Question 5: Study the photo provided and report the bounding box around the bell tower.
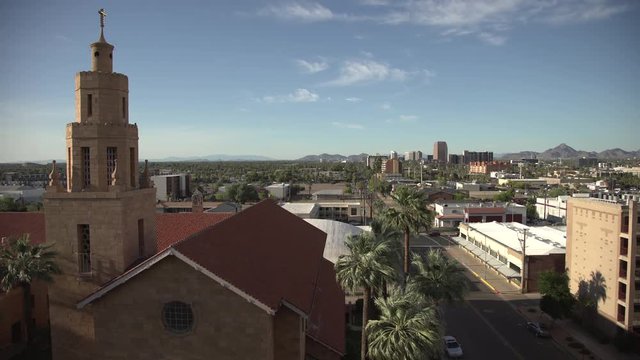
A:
[44,10,157,359]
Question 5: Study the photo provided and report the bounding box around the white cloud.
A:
[259,2,335,22]
[332,121,364,129]
[345,97,363,102]
[262,88,320,103]
[477,32,507,46]
[324,60,407,86]
[295,59,329,73]
[386,114,418,123]
[381,102,391,110]
[259,1,630,46]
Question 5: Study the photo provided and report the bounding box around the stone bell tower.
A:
[44,10,157,359]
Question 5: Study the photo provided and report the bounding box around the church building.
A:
[37,10,344,360]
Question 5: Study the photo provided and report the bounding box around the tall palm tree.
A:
[0,234,61,347]
[407,251,468,305]
[367,286,442,360]
[383,186,432,282]
[335,233,398,360]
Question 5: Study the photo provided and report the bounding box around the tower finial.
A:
[98,8,107,42]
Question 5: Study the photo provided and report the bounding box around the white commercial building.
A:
[432,201,527,228]
[456,222,566,292]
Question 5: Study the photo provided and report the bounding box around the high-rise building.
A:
[404,151,423,161]
[566,196,640,335]
[463,150,493,164]
[449,154,464,165]
[389,150,398,159]
[433,141,448,163]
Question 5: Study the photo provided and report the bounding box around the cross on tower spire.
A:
[98,8,107,42]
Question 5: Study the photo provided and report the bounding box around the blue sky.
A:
[1,0,638,162]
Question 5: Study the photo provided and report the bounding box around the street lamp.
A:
[517,228,529,294]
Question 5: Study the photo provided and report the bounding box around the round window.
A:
[162,301,194,334]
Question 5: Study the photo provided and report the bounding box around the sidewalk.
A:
[444,242,640,360]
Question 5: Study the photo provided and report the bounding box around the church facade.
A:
[42,12,344,360]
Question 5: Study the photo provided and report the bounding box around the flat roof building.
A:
[457,222,566,292]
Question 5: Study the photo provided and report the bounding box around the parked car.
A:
[429,230,441,236]
[443,336,463,358]
[526,322,550,338]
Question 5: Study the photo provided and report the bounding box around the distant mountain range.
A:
[296,153,369,162]
[150,154,275,162]
[497,144,640,160]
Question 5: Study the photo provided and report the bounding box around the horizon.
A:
[1,1,639,162]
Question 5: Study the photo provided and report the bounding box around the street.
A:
[414,235,569,360]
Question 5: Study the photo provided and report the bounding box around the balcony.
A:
[619,283,627,301]
[621,238,629,256]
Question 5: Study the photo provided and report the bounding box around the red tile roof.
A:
[175,199,327,313]
[0,212,46,244]
[465,207,505,215]
[306,259,346,357]
[155,213,232,252]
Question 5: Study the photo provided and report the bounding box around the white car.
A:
[443,335,463,358]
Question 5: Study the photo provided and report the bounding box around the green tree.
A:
[547,186,568,198]
[0,234,61,349]
[493,188,515,202]
[407,251,468,305]
[0,197,26,212]
[383,186,432,283]
[367,286,442,360]
[538,271,574,320]
[225,183,259,204]
[335,233,398,360]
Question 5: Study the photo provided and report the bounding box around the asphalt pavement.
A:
[413,234,569,360]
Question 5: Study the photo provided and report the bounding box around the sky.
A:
[1,0,639,162]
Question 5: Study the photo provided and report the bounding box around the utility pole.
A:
[519,229,529,294]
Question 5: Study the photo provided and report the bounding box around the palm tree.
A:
[335,233,398,360]
[383,186,432,282]
[367,286,442,360]
[0,234,61,348]
[407,251,468,305]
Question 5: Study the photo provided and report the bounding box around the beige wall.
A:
[92,256,275,360]
[44,188,157,360]
[566,198,637,330]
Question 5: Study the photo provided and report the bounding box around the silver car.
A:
[443,335,463,358]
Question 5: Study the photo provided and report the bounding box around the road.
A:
[413,235,569,360]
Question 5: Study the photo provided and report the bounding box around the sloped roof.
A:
[175,199,327,314]
[155,213,232,251]
[0,212,46,244]
[304,219,366,263]
[306,259,346,356]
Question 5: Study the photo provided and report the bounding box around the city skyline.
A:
[1,1,639,162]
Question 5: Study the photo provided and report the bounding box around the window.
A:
[107,147,117,184]
[162,301,194,334]
[82,147,91,188]
[122,97,126,118]
[138,219,144,258]
[94,51,99,57]
[351,208,357,216]
[78,224,91,274]
[87,94,92,117]
[130,148,135,187]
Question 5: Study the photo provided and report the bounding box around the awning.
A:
[496,265,521,278]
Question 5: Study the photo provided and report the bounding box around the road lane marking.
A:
[465,299,526,360]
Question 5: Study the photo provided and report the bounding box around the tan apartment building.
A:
[566,197,640,334]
